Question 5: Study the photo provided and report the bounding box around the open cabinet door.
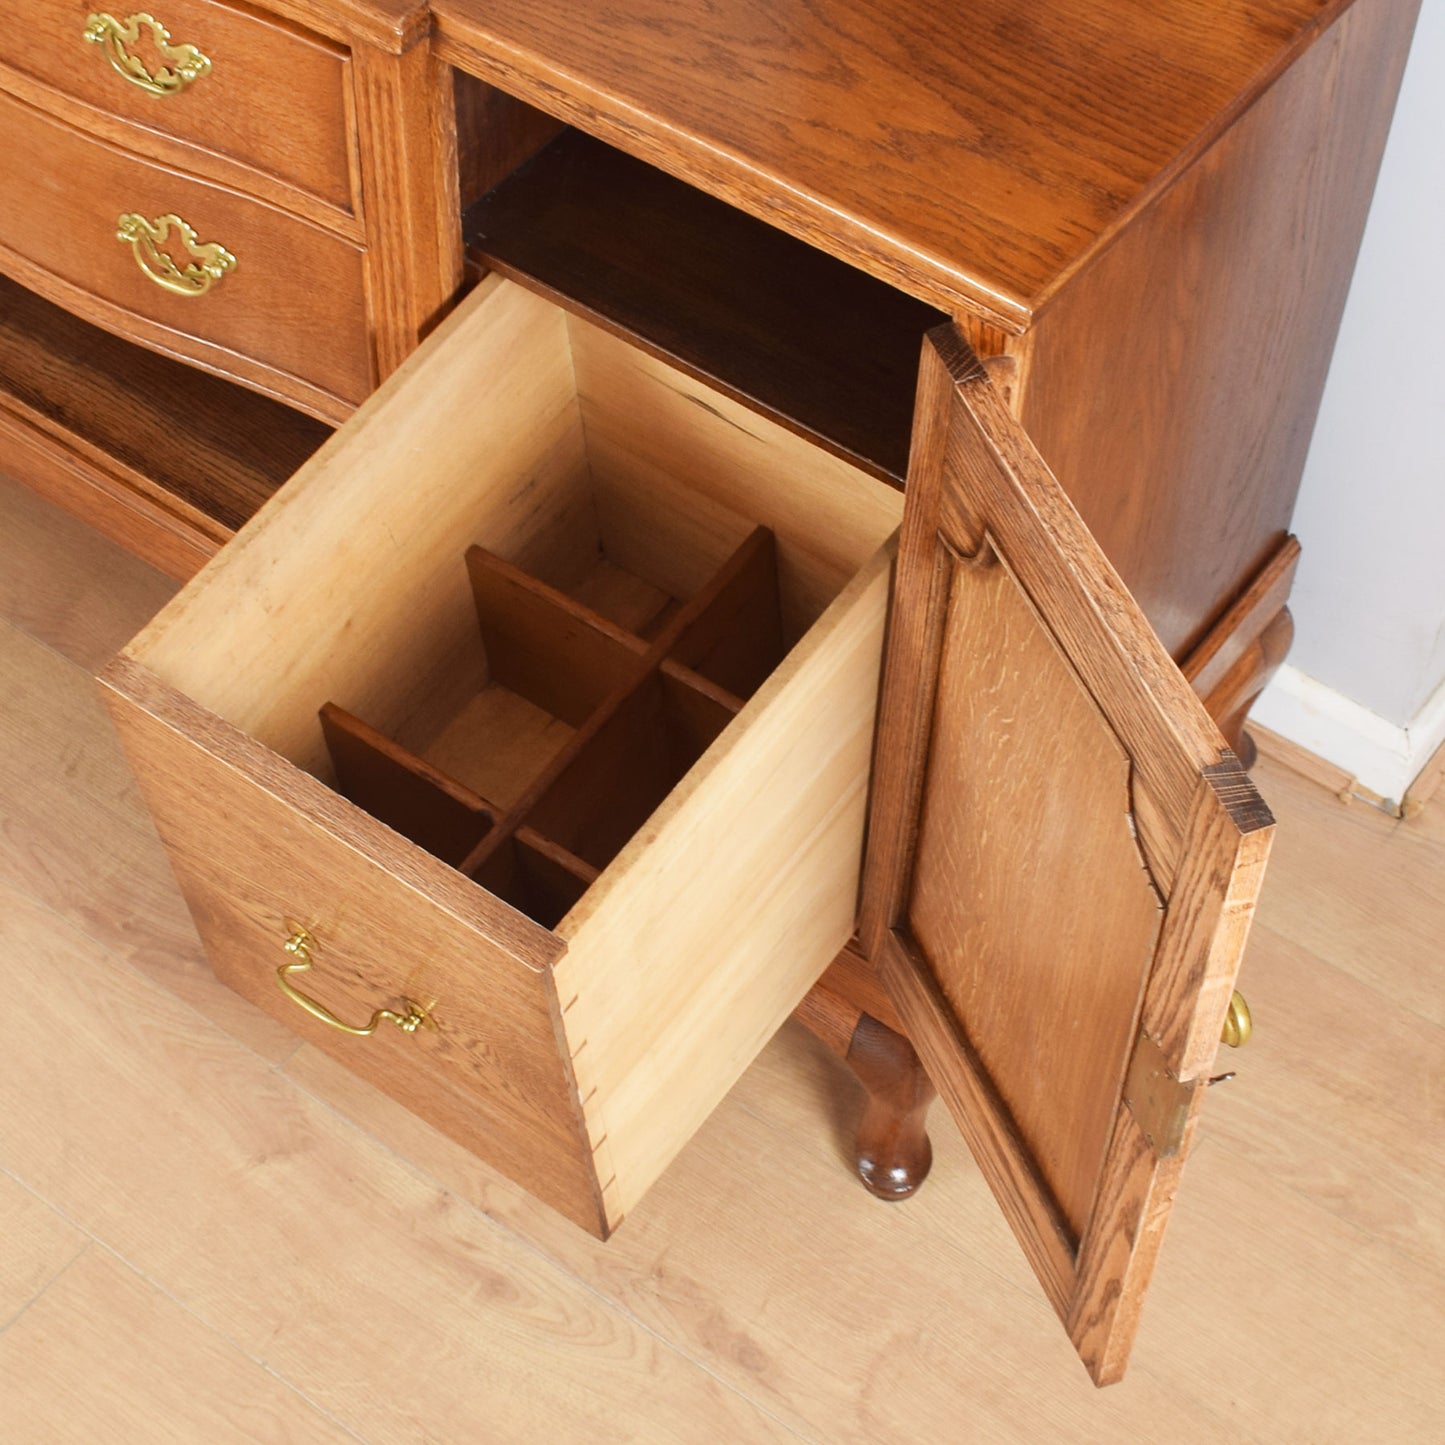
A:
[860,326,1274,1386]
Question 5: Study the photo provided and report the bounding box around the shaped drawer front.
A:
[0,87,369,416]
[103,276,903,1234]
[4,0,354,214]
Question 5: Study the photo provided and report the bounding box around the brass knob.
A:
[1221,990,1252,1048]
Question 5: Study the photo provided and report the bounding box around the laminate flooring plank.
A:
[0,1247,362,1444]
[0,1172,87,1332]
[0,884,801,1445]
[1205,922,1445,1278]
[1133,1144,1445,1443]
[0,617,297,1061]
[285,1034,1252,1442]
[1250,753,1442,1026]
[0,472,177,671]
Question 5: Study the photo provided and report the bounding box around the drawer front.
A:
[0,87,370,411]
[104,660,611,1236]
[4,0,353,213]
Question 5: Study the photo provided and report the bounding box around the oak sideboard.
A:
[0,0,1418,1384]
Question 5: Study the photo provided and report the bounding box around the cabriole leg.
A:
[846,1012,937,1200]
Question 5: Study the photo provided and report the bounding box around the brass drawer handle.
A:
[277,925,433,1037]
[1221,990,1252,1048]
[84,12,211,96]
[116,212,236,297]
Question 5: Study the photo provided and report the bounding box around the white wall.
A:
[1252,0,1445,800]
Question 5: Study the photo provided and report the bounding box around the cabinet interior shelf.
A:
[0,275,331,553]
[463,128,946,485]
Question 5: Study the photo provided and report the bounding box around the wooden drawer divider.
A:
[314,522,785,928]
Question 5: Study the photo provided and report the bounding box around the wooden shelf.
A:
[463,129,945,485]
[0,275,332,576]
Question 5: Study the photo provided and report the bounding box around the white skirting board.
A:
[1251,664,1445,808]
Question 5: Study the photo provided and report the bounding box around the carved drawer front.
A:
[0,86,369,417]
[103,276,905,1236]
[3,0,353,215]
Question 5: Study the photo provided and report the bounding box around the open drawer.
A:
[101,274,904,1236]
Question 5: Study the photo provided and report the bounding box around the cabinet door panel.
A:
[861,327,1274,1385]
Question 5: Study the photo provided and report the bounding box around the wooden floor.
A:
[1,471,1441,1443]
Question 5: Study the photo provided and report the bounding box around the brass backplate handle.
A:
[276,925,433,1038]
[116,212,235,296]
[1221,990,1252,1048]
[84,12,211,96]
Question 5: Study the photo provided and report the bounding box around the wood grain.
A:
[351,38,466,379]
[806,941,907,1039]
[101,659,608,1235]
[0,275,331,577]
[1250,747,1444,1027]
[0,471,176,671]
[464,545,650,724]
[465,126,944,482]
[0,1174,85,1331]
[1016,0,1417,660]
[555,541,895,1217]
[665,526,783,699]
[454,72,565,209]
[0,90,371,416]
[222,0,429,53]
[108,278,905,1233]
[0,883,796,1442]
[0,408,216,580]
[0,1248,360,1444]
[1069,763,1273,1382]
[127,276,593,776]
[454,525,780,876]
[320,702,496,866]
[906,540,1165,1239]
[1,0,357,219]
[566,556,677,637]
[571,317,905,640]
[1182,536,1301,762]
[433,0,1361,324]
[1182,537,1301,708]
[862,330,1274,1383]
[522,670,727,871]
[1208,911,1445,1279]
[472,832,595,929]
[0,617,298,1061]
[420,687,577,810]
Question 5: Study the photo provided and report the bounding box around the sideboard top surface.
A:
[432,0,1353,326]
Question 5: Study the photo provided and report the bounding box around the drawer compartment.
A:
[103,276,903,1234]
[3,0,353,214]
[0,88,369,417]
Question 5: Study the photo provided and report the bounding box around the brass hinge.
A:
[1122,1030,1198,1158]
